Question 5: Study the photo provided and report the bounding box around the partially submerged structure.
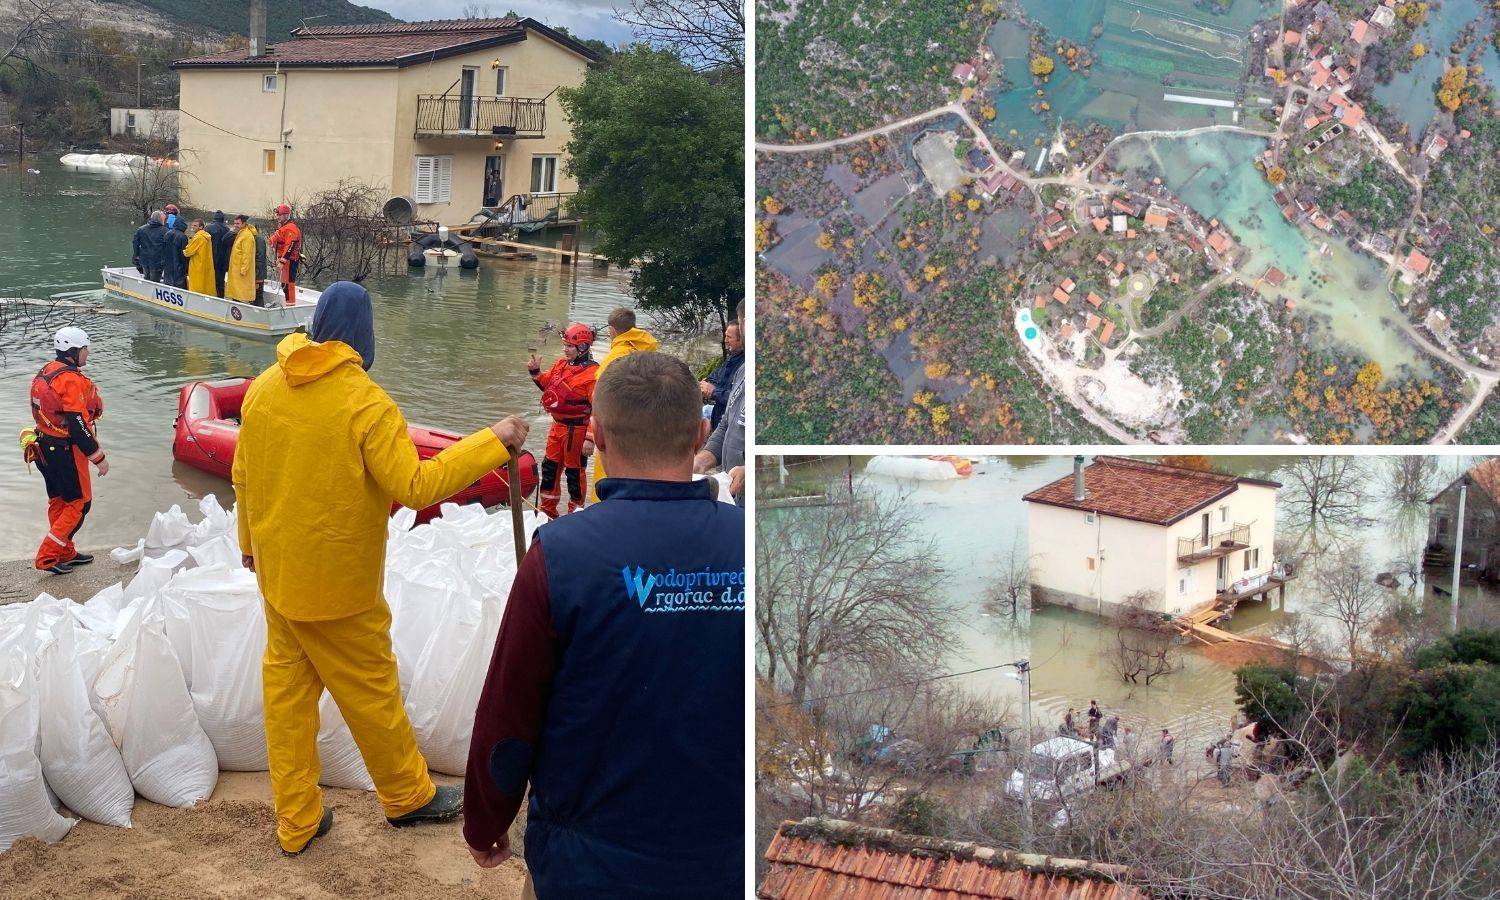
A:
[172,13,599,224]
[759,818,1142,899]
[1427,459,1500,583]
[1024,457,1283,618]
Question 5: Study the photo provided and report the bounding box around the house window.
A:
[263,149,276,174]
[530,154,559,193]
[1086,556,1095,571]
[263,74,279,93]
[1085,512,1095,524]
[495,66,508,96]
[1243,547,1260,570]
[1437,515,1450,538]
[1220,506,1228,523]
[126,112,137,130]
[1178,566,1194,595]
[414,155,454,203]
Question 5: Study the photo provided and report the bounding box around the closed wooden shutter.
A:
[414,156,453,203]
[414,156,435,203]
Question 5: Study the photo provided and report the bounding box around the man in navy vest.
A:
[463,351,744,898]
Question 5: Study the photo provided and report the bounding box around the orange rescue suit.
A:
[29,361,105,570]
[269,220,303,305]
[529,357,598,516]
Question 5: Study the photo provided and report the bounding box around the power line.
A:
[757,660,1027,711]
[176,107,282,145]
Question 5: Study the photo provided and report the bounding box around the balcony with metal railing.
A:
[415,95,546,138]
[1177,523,1251,563]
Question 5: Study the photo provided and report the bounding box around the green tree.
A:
[1234,664,1307,735]
[1401,664,1500,759]
[558,47,743,331]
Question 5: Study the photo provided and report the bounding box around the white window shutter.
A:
[414,156,434,203]
[437,156,453,202]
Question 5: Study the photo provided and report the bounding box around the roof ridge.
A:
[1094,455,1237,483]
[297,18,521,36]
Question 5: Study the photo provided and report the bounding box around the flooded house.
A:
[1427,460,1500,583]
[1024,457,1282,618]
[171,8,599,224]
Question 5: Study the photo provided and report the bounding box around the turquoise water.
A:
[1372,0,1499,136]
[985,0,1275,142]
[1111,131,1424,373]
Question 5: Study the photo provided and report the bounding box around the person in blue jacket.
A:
[133,211,165,282]
[699,321,744,431]
[463,350,744,899]
[159,216,189,288]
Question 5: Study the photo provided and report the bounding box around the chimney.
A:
[249,0,267,58]
[1073,455,1086,502]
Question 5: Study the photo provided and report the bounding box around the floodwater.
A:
[1372,0,1499,137]
[983,0,1275,143]
[1109,131,1426,374]
[763,454,1496,749]
[0,159,640,559]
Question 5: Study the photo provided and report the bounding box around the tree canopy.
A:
[558,47,743,331]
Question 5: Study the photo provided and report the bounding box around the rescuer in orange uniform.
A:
[28,327,108,574]
[268,203,303,306]
[527,323,599,518]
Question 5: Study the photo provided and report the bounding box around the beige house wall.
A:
[177,29,589,226]
[178,67,399,216]
[1028,481,1280,618]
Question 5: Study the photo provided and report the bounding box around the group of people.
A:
[24,288,747,896]
[130,203,303,306]
[1059,700,1175,766]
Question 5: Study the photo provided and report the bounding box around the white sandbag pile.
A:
[0,493,534,849]
[865,455,965,481]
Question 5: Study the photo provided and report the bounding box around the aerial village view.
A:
[756,453,1500,896]
[0,0,745,897]
[756,0,1500,445]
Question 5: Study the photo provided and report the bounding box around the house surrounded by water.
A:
[171,11,599,224]
[1023,457,1282,618]
[1426,459,1500,583]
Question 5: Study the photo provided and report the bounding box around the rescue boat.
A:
[172,378,538,522]
[102,266,319,337]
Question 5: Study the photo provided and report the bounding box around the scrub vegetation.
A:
[1318,160,1412,232]
[1420,108,1500,356]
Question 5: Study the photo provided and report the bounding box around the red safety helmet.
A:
[563,323,595,348]
[165,203,179,213]
[275,203,292,216]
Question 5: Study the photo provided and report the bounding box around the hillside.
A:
[135,0,396,40]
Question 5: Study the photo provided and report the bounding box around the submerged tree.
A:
[1111,591,1178,686]
[108,115,185,224]
[1382,455,1442,506]
[755,482,956,705]
[1314,546,1389,664]
[288,179,392,284]
[558,47,742,335]
[1280,456,1368,537]
[983,539,1031,619]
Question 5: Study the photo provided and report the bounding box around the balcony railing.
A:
[415,95,546,138]
[1177,523,1251,563]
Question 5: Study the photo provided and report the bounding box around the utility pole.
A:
[1451,477,1467,633]
[1016,658,1034,851]
[137,62,143,107]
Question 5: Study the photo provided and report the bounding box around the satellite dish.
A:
[382,195,417,225]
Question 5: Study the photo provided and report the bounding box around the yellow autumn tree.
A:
[1266,166,1286,185]
[925,361,952,379]
[762,195,784,215]
[1437,66,1467,111]
[966,198,982,212]
[1411,43,1426,58]
[815,231,834,250]
[1031,56,1054,77]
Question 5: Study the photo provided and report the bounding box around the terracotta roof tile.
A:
[1023,456,1274,525]
[761,820,1143,900]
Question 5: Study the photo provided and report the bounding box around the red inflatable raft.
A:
[172,378,537,523]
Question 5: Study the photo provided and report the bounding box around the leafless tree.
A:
[460,3,496,18]
[0,0,59,74]
[982,540,1031,619]
[616,0,745,73]
[1313,546,1390,664]
[107,116,184,223]
[755,480,956,705]
[1383,455,1442,506]
[287,179,395,284]
[1279,456,1369,536]
[1110,591,1178,685]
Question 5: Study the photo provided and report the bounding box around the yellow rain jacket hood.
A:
[234,332,509,621]
[184,229,216,296]
[589,325,659,499]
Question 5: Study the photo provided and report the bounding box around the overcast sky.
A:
[360,0,639,45]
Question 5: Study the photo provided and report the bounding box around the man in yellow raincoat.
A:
[233,281,529,855]
[183,219,216,296]
[225,215,258,303]
[586,307,657,501]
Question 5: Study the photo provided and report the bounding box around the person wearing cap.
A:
[205,210,233,297]
[226,215,259,303]
[527,324,599,518]
[164,202,180,230]
[268,203,303,305]
[28,327,107,574]
[233,281,531,855]
[133,211,165,282]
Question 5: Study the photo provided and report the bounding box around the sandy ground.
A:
[1,773,529,898]
[2,555,529,897]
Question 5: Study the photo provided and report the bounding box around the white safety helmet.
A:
[54,326,90,352]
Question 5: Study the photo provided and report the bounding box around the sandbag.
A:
[0,606,75,851]
[168,567,268,771]
[94,596,218,807]
[404,591,505,775]
[317,693,374,791]
[34,605,134,827]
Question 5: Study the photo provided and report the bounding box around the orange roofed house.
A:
[1024,456,1284,618]
[760,818,1143,899]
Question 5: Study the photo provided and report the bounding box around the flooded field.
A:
[1109,131,1427,375]
[1372,0,1499,137]
[984,0,1276,142]
[0,160,640,558]
[763,454,1497,748]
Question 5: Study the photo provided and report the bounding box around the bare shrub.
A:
[283,179,395,284]
[1111,591,1178,686]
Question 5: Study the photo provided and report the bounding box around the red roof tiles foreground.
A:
[1023,456,1279,526]
[760,819,1142,900]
